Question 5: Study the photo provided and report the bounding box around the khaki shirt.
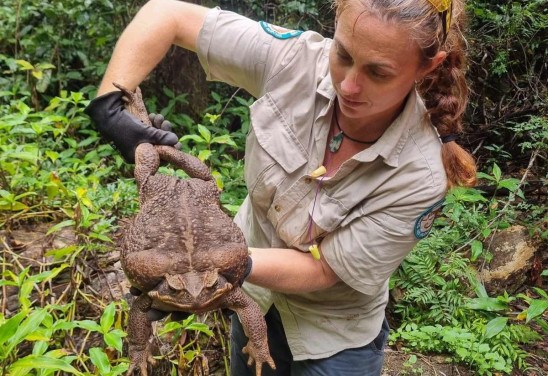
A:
[197,8,447,360]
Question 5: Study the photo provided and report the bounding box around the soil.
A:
[382,350,475,376]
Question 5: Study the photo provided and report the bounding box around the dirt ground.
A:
[382,350,475,376]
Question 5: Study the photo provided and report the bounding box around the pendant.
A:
[329,131,344,152]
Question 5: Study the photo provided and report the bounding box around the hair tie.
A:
[440,134,458,143]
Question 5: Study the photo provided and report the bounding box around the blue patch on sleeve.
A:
[414,199,445,239]
[259,21,303,40]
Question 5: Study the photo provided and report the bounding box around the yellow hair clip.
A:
[427,0,451,12]
[427,0,452,42]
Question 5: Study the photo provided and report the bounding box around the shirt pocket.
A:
[246,93,308,209]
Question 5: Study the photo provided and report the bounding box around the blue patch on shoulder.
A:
[259,21,303,40]
[414,199,445,239]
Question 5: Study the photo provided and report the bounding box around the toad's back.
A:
[124,173,247,284]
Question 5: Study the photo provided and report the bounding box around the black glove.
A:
[129,286,190,322]
[84,90,179,163]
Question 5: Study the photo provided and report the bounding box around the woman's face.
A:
[329,3,430,123]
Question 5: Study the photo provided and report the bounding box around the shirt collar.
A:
[365,89,426,168]
[317,73,426,168]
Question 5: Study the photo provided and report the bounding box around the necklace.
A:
[328,107,381,153]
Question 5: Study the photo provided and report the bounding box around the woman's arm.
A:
[98,0,210,95]
[246,247,341,294]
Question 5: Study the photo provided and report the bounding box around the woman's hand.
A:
[84,91,179,162]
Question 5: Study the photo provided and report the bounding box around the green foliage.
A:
[390,164,546,374]
[465,0,547,171]
[0,0,139,105]
[390,321,540,375]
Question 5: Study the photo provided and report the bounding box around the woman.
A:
[85,0,476,375]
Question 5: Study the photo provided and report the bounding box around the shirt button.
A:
[304,177,312,184]
[274,205,282,212]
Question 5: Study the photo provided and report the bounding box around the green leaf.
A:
[498,178,520,192]
[16,59,34,70]
[89,232,113,242]
[32,70,43,80]
[89,347,111,374]
[184,322,213,336]
[29,264,69,285]
[36,63,56,70]
[100,303,116,333]
[197,124,211,143]
[180,134,205,143]
[477,172,495,181]
[492,163,501,182]
[74,319,102,332]
[158,321,183,335]
[465,297,508,312]
[46,220,75,235]
[9,151,39,163]
[198,149,212,161]
[470,240,483,261]
[211,134,237,147]
[0,311,25,346]
[533,287,548,300]
[9,355,83,375]
[45,245,81,259]
[51,320,78,331]
[104,330,124,352]
[485,317,508,338]
[481,227,492,238]
[32,341,48,356]
[7,309,48,353]
[71,92,84,102]
[526,300,548,323]
[0,202,29,211]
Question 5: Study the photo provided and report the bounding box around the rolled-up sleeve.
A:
[197,9,267,96]
[321,209,421,296]
[196,8,306,98]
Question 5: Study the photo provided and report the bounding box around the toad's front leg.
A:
[126,294,156,376]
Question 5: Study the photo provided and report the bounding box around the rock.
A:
[480,225,540,295]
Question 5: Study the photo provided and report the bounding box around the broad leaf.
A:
[526,300,548,323]
[9,355,83,375]
[485,317,508,338]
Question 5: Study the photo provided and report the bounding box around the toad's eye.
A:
[168,285,178,293]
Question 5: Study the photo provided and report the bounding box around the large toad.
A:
[114,83,274,376]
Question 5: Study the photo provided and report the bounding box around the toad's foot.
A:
[126,342,156,376]
[242,341,276,376]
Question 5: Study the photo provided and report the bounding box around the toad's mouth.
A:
[148,283,232,311]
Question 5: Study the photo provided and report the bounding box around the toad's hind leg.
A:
[155,145,212,181]
[225,289,275,376]
[134,143,160,188]
[126,295,157,376]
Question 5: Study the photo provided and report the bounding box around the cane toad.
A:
[114,83,274,376]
